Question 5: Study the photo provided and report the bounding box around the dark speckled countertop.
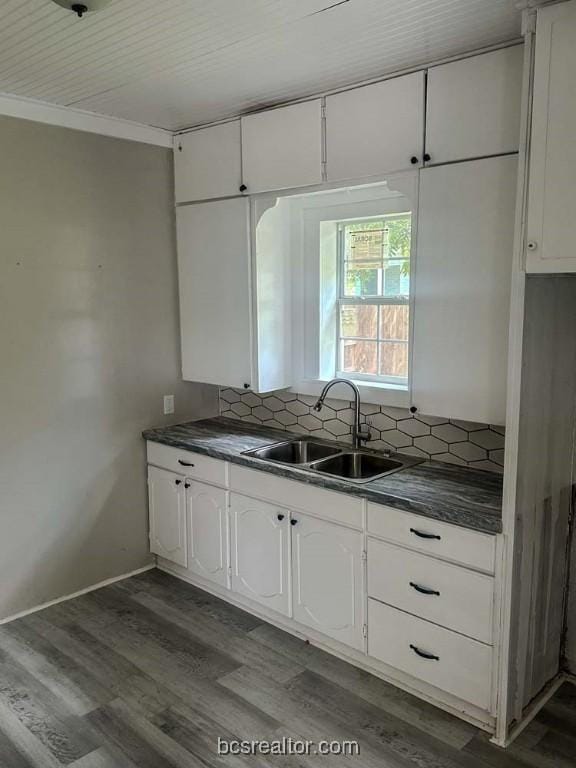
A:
[143,417,503,534]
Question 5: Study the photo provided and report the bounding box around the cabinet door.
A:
[292,514,363,650]
[412,156,517,425]
[325,72,424,182]
[241,100,323,193]
[174,121,242,203]
[187,481,228,588]
[148,466,187,567]
[526,1,576,273]
[230,493,290,616]
[176,197,252,388]
[426,46,523,165]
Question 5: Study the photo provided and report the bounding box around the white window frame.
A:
[335,215,411,387]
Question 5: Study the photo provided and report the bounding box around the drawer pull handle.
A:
[410,528,441,540]
[410,644,439,661]
[409,582,440,596]
[178,460,195,467]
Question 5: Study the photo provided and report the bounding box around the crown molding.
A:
[0,91,172,147]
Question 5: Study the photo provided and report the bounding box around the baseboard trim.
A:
[491,673,565,748]
[0,563,155,626]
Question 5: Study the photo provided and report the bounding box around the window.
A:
[336,215,411,385]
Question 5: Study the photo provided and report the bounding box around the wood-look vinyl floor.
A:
[0,568,574,767]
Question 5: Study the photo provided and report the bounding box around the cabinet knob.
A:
[175,479,182,485]
[527,241,538,251]
[290,518,298,526]
[184,483,190,489]
[277,513,285,521]
[243,383,250,389]
[410,156,419,165]
[423,153,431,162]
[239,184,247,192]
[409,406,417,414]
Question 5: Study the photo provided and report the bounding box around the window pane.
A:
[379,305,409,341]
[340,340,378,375]
[347,227,387,261]
[382,259,410,298]
[344,264,379,297]
[340,304,378,339]
[379,342,408,379]
[342,215,411,299]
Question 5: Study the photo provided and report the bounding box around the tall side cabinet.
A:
[526,0,576,273]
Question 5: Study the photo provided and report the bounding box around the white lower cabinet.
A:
[147,446,498,723]
[187,481,228,589]
[292,514,364,650]
[230,493,291,616]
[147,466,187,568]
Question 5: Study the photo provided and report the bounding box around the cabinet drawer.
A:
[229,465,362,529]
[367,503,496,573]
[367,539,494,643]
[146,442,227,487]
[368,599,492,711]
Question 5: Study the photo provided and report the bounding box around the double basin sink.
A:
[243,438,422,483]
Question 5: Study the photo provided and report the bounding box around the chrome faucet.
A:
[313,378,371,449]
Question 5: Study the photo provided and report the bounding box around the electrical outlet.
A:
[163,395,175,415]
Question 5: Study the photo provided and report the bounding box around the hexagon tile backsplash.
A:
[219,388,505,473]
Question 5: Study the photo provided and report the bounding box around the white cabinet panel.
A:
[326,72,425,181]
[426,47,523,164]
[412,156,517,425]
[241,100,323,193]
[292,514,363,650]
[174,121,242,203]
[230,493,290,616]
[187,481,228,589]
[367,539,494,644]
[176,197,252,388]
[526,1,576,273]
[368,599,493,711]
[146,442,227,486]
[148,466,187,568]
[367,503,496,574]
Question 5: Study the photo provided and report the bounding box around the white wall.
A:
[0,115,218,621]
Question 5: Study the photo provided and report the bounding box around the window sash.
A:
[336,218,410,383]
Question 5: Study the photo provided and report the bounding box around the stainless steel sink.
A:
[245,439,341,465]
[312,452,403,481]
[242,438,421,482]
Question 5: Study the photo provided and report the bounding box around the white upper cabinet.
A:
[174,121,242,203]
[412,155,517,425]
[325,72,425,182]
[176,197,252,389]
[526,1,576,273]
[426,46,523,165]
[241,100,323,193]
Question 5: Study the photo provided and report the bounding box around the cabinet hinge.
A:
[362,623,367,639]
